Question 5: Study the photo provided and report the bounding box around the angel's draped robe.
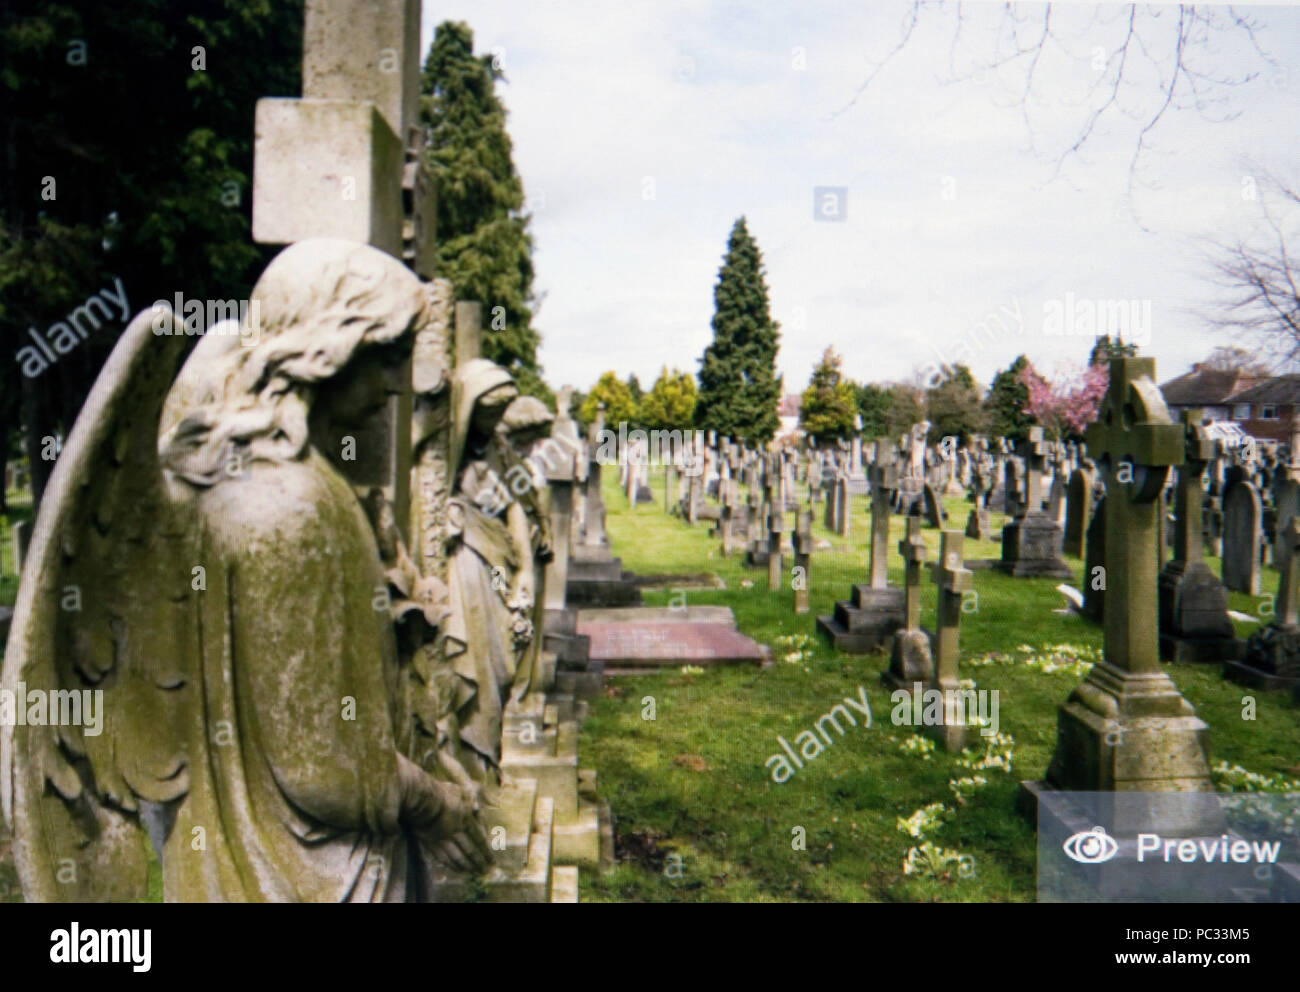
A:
[168,451,426,901]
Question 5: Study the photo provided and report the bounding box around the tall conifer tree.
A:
[984,355,1035,444]
[420,21,545,398]
[695,217,781,444]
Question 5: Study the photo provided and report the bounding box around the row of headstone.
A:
[562,406,642,609]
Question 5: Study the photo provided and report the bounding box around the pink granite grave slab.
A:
[577,621,766,670]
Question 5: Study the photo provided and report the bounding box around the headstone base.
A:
[816,585,904,654]
[1157,560,1235,663]
[964,508,991,542]
[881,629,934,690]
[566,547,642,606]
[1224,622,1300,690]
[1041,661,1216,828]
[997,514,1073,579]
[1160,632,1240,665]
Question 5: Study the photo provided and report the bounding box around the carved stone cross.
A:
[1033,357,1215,823]
[252,0,438,546]
[932,530,972,694]
[898,516,927,632]
[867,443,899,589]
[1084,357,1184,673]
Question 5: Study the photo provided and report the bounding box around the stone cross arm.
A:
[1085,357,1183,502]
[934,531,973,594]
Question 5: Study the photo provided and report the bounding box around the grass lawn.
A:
[578,466,1300,902]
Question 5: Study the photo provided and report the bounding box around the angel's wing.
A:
[1,305,196,902]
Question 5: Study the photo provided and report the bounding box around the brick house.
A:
[1159,364,1267,423]
[1159,364,1300,442]
[1217,375,1300,442]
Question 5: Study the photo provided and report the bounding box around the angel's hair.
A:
[162,239,428,487]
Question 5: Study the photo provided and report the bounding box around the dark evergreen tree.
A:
[856,383,894,439]
[857,382,925,439]
[1088,334,1137,366]
[926,363,985,444]
[1,1,304,504]
[695,217,782,444]
[799,346,857,443]
[983,355,1035,444]
[883,384,925,437]
[420,21,544,396]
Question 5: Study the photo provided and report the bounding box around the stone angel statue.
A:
[1,239,489,902]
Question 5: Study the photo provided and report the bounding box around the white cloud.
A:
[422,1,1300,394]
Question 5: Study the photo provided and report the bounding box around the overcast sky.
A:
[420,1,1300,396]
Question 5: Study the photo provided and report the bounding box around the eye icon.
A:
[1063,826,1118,864]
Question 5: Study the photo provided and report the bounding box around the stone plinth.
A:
[1157,560,1237,663]
[997,513,1074,578]
[816,586,904,654]
[1226,624,1300,691]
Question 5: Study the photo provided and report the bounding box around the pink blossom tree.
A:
[1018,361,1109,441]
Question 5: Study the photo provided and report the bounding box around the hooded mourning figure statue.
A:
[2,239,488,903]
[440,359,539,779]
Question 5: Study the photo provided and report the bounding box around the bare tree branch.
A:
[833,2,1278,211]
[1203,171,1300,370]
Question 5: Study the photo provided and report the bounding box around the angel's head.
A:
[162,239,428,486]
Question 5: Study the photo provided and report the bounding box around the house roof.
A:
[1222,375,1300,405]
[1159,364,1266,407]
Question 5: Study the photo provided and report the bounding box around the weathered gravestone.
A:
[833,474,850,537]
[964,442,993,542]
[1227,420,1300,690]
[1158,411,1235,664]
[883,517,933,690]
[922,481,946,528]
[817,444,904,652]
[767,504,786,592]
[1227,517,1300,691]
[1082,495,1106,621]
[1021,357,1216,835]
[792,509,813,615]
[1063,465,1094,559]
[745,487,766,562]
[1221,477,1262,595]
[1048,457,1068,528]
[997,427,1073,579]
[718,479,738,556]
[923,530,974,751]
[539,426,598,696]
[568,412,641,608]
